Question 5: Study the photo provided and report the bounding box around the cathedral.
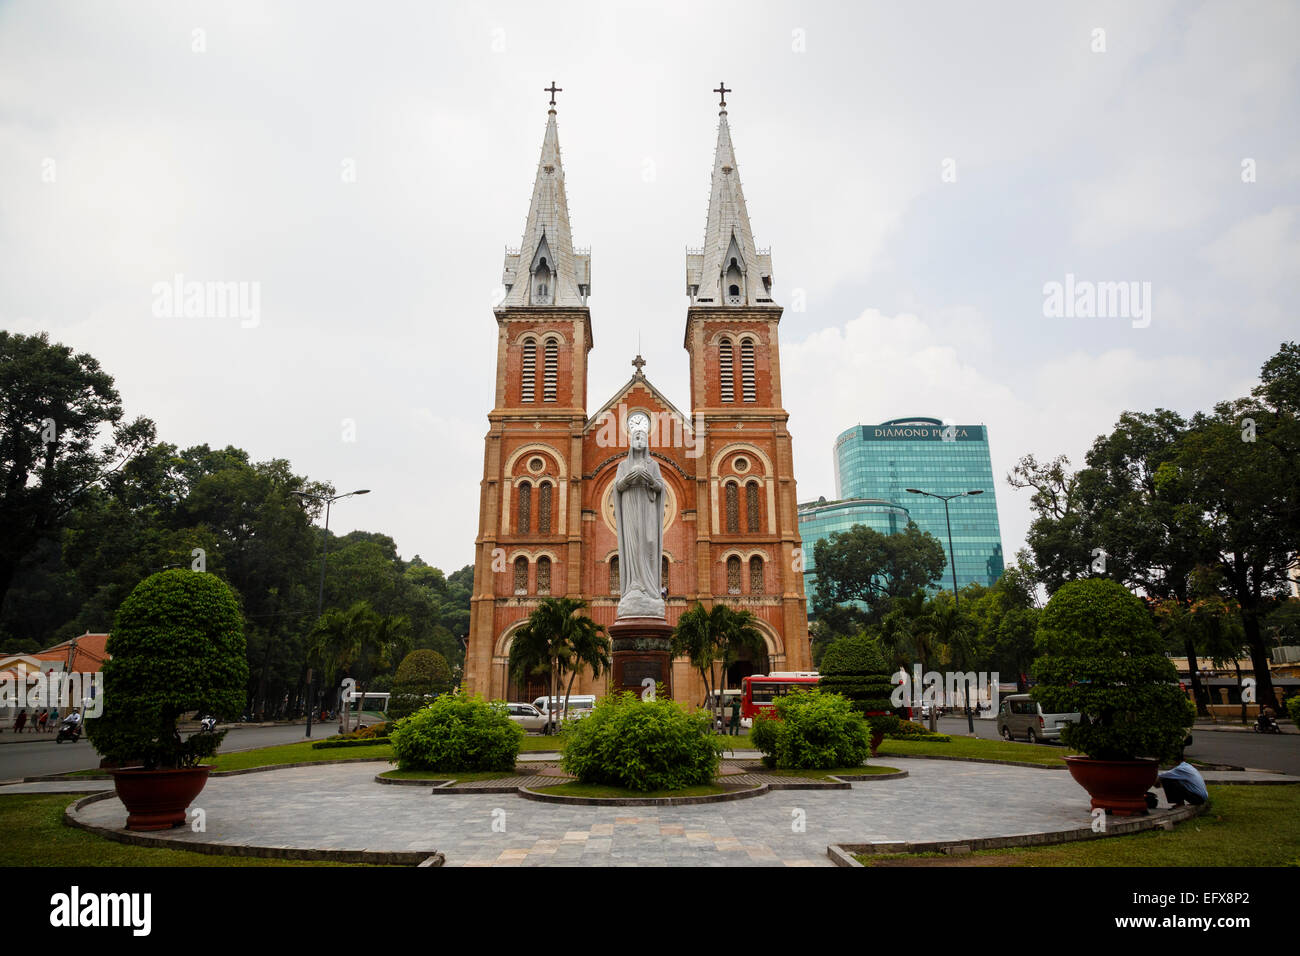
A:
[463,88,812,706]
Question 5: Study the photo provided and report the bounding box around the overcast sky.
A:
[3,0,1298,574]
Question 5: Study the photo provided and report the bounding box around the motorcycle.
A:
[198,715,217,733]
[55,717,82,743]
[1253,713,1281,734]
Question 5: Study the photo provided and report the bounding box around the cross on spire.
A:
[631,354,647,374]
[713,81,731,109]
[544,81,562,107]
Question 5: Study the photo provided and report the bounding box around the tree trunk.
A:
[1242,609,1276,716]
[1183,637,1207,716]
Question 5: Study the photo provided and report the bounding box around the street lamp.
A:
[291,488,371,737]
[905,487,984,733]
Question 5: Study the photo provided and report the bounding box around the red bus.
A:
[741,672,820,720]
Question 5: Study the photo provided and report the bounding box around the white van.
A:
[531,695,597,727]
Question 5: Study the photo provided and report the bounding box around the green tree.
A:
[0,332,154,619]
[671,602,766,716]
[388,649,452,720]
[508,598,607,734]
[812,523,947,619]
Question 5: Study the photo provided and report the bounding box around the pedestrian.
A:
[38,709,49,732]
[1154,758,1209,808]
[49,707,59,730]
[13,709,27,734]
[728,697,741,736]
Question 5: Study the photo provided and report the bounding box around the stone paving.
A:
[30,758,1296,866]
[60,757,1100,866]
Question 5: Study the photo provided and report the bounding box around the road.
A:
[932,716,1300,775]
[0,721,354,782]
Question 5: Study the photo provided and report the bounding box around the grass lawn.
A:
[377,768,522,782]
[877,736,1069,767]
[765,765,901,779]
[0,794,366,867]
[209,740,394,772]
[533,781,732,799]
[855,785,1300,867]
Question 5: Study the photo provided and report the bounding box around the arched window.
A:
[533,258,551,304]
[740,339,756,402]
[726,556,741,594]
[517,482,531,534]
[513,556,528,595]
[543,339,558,402]
[661,555,670,593]
[521,340,536,403]
[538,482,552,534]
[609,557,620,595]
[745,481,760,533]
[749,556,764,594]
[536,556,551,595]
[725,482,739,534]
[718,338,734,403]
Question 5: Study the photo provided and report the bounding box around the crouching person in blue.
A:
[1154,760,1208,808]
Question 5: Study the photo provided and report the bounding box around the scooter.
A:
[1254,713,1281,734]
[55,717,82,743]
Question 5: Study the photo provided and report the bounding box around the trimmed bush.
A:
[87,569,248,769]
[887,719,951,742]
[560,692,723,791]
[387,650,452,720]
[1287,696,1300,730]
[818,634,901,736]
[389,695,522,772]
[751,688,871,770]
[1033,578,1194,762]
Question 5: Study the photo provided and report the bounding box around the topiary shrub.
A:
[1287,696,1300,730]
[751,688,871,770]
[1032,578,1194,762]
[387,650,452,720]
[389,695,522,772]
[87,569,248,769]
[818,634,902,737]
[887,719,951,742]
[560,692,723,791]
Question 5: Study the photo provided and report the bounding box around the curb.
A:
[517,783,769,806]
[62,791,443,866]
[25,756,394,785]
[829,770,909,782]
[876,752,1067,770]
[827,802,1207,867]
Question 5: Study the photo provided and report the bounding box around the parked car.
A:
[997,694,1079,743]
[506,702,547,733]
[532,694,597,728]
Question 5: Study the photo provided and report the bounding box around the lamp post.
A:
[905,488,984,733]
[292,488,371,737]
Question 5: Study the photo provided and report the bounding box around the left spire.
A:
[501,86,590,308]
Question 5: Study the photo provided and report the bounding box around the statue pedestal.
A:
[609,617,674,700]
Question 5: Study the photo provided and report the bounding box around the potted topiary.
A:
[818,634,901,756]
[87,569,248,831]
[1033,578,1195,816]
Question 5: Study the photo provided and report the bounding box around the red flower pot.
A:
[110,766,212,831]
[1064,756,1158,816]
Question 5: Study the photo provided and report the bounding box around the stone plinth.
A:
[609,617,674,700]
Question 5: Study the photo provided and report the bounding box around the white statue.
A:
[614,414,665,619]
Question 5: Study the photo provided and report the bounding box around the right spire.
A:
[686,87,773,305]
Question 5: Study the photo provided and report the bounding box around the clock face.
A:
[627,412,651,439]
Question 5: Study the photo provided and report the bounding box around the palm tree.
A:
[508,598,608,734]
[308,601,411,732]
[308,602,367,730]
[671,602,766,723]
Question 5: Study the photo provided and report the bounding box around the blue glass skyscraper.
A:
[832,417,1005,592]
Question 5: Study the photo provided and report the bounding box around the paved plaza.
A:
[52,756,1214,866]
